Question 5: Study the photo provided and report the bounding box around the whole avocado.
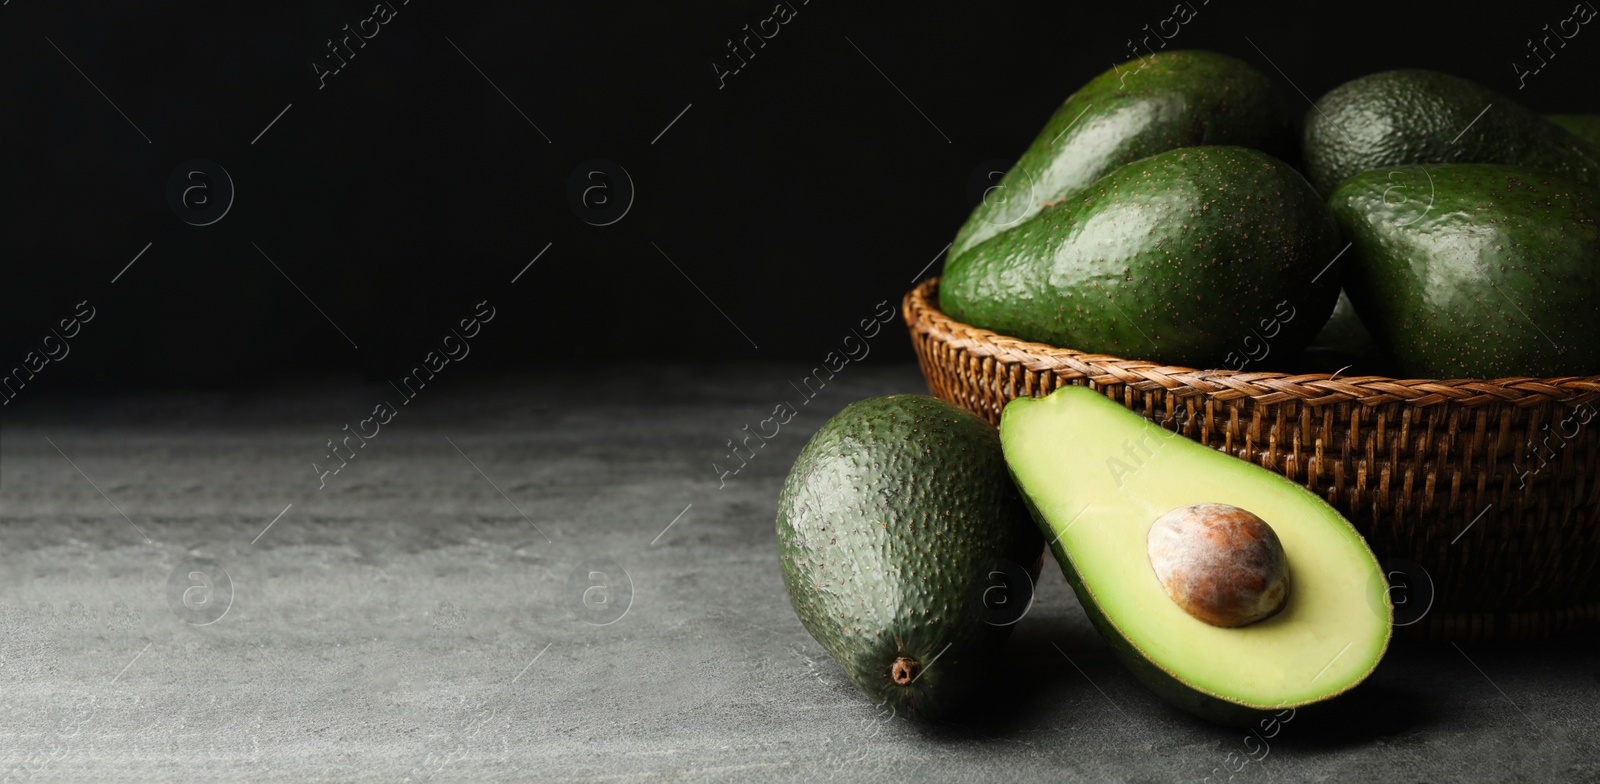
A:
[940,146,1343,369]
[953,50,1296,260]
[776,395,1043,720]
[1330,164,1600,378]
[1304,70,1600,195]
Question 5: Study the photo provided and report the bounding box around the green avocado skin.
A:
[1548,114,1600,147]
[775,395,1043,720]
[952,50,1295,260]
[1304,70,1600,195]
[1330,164,1600,378]
[940,146,1342,368]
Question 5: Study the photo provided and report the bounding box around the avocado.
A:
[940,145,1343,368]
[1329,164,1600,378]
[1548,114,1600,147]
[1303,70,1600,195]
[1000,386,1391,726]
[776,395,1044,719]
[952,50,1296,260]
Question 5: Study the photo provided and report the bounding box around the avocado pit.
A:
[1147,503,1290,628]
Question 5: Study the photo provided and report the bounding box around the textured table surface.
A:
[0,363,1595,782]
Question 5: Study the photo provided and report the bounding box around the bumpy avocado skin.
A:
[1304,70,1600,195]
[1330,164,1600,379]
[1548,114,1600,147]
[940,146,1342,369]
[952,50,1296,260]
[776,395,1043,720]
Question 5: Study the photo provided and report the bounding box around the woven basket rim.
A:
[905,277,1600,409]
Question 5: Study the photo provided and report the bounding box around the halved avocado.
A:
[1000,386,1391,726]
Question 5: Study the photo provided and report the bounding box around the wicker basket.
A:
[904,278,1600,641]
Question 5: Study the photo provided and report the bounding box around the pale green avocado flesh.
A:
[1000,386,1391,721]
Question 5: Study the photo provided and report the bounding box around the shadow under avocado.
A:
[1256,625,1598,748]
[1246,675,1438,751]
[950,609,1442,749]
[910,607,1115,741]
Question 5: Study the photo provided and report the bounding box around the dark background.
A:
[2,0,1594,393]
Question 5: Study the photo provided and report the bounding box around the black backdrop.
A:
[2,0,1594,391]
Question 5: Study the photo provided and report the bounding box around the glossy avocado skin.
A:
[775,395,1043,720]
[1304,70,1600,195]
[940,146,1343,369]
[1548,114,1600,147]
[1331,164,1600,378]
[952,50,1296,260]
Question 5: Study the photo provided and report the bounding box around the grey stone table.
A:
[0,363,1594,782]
